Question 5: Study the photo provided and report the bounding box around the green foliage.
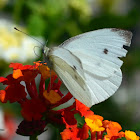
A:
[27,14,46,36]
[117,137,126,140]
[131,122,140,133]
[122,49,140,76]
[74,113,85,128]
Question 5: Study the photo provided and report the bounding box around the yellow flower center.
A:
[85,117,105,132]
[43,90,61,104]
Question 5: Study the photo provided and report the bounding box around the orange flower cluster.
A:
[61,100,139,140]
[0,62,139,140]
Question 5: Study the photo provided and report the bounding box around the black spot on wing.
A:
[73,65,77,70]
[103,48,108,54]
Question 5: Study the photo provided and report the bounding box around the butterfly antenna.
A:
[45,40,48,46]
[14,27,44,46]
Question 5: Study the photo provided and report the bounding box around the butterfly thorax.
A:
[42,46,52,68]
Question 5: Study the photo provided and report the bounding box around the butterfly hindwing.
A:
[49,48,94,107]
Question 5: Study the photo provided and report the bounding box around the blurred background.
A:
[0,0,140,139]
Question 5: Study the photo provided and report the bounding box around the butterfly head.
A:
[42,46,53,67]
[42,46,50,57]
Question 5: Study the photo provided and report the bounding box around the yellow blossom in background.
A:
[69,0,92,19]
[0,19,44,62]
[0,0,8,9]
[125,130,139,140]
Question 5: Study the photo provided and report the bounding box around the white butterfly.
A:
[43,28,132,107]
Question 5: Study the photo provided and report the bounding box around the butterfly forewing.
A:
[47,28,132,107]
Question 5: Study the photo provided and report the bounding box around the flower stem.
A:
[29,135,38,140]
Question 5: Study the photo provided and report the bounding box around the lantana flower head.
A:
[0,62,74,136]
[0,62,139,140]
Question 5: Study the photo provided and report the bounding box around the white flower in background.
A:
[0,19,44,62]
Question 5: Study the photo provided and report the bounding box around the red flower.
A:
[21,98,46,121]
[16,120,46,136]
[78,124,89,140]
[75,99,94,117]
[61,99,93,140]
[0,83,27,103]
[62,110,77,128]
[61,123,89,140]
[0,62,75,136]
[103,120,123,139]
[61,126,80,140]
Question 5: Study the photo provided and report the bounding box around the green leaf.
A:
[102,132,107,137]
[117,137,126,140]
[74,113,85,128]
